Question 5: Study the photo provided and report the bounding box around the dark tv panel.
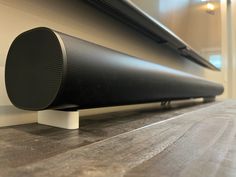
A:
[5,27,223,111]
[86,0,219,71]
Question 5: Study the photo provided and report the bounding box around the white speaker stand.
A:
[38,110,79,129]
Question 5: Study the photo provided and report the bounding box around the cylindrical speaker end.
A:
[5,27,65,110]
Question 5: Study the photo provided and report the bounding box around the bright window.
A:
[209,54,222,69]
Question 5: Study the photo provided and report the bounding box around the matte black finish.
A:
[86,0,219,71]
[5,27,224,111]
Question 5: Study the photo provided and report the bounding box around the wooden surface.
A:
[1,100,236,177]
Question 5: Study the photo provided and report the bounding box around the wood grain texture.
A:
[1,100,235,177]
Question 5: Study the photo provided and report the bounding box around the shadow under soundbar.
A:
[5,27,223,111]
[86,0,219,71]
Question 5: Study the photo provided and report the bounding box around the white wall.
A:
[228,0,236,98]
[0,0,227,126]
[130,0,222,58]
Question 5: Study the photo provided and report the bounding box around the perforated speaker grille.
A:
[5,28,64,110]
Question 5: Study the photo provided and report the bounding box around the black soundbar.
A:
[5,27,223,111]
[86,0,219,71]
